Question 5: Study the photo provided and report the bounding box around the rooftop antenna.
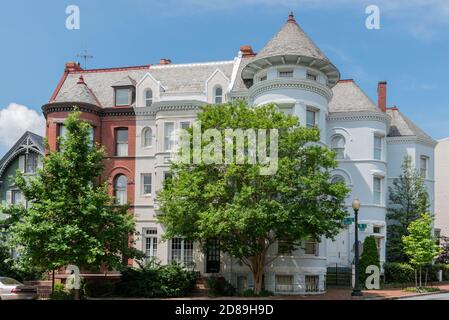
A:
[76,50,94,69]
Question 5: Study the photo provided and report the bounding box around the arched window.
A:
[142,127,152,148]
[331,135,345,159]
[331,175,345,184]
[114,175,127,205]
[214,86,223,104]
[145,89,153,107]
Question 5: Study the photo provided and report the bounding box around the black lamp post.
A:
[351,198,363,297]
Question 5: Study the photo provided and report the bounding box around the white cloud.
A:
[0,103,46,151]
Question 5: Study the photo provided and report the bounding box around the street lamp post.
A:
[351,198,363,297]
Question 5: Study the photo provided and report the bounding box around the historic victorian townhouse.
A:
[0,132,45,229]
[42,13,436,294]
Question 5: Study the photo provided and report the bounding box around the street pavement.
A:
[399,292,449,300]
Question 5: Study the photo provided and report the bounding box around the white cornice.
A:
[149,60,234,69]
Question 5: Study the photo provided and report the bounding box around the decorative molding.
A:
[387,135,437,147]
[248,79,333,102]
[327,111,390,124]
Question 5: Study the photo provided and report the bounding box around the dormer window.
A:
[259,74,267,82]
[307,72,317,81]
[214,86,223,104]
[279,70,293,78]
[145,89,153,107]
[115,88,132,106]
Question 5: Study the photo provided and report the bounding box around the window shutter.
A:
[18,155,25,173]
[5,190,12,204]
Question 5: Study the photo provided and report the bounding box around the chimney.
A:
[377,81,387,113]
[240,45,256,58]
[77,75,85,85]
[159,58,172,65]
[65,61,82,72]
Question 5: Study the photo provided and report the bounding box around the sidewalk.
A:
[169,283,449,300]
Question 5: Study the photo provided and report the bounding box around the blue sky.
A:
[0,0,449,155]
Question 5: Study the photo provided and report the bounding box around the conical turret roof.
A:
[55,75,101,106]
[242,13,340,87]
[256,13,329,62]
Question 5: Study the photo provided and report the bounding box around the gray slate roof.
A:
[147,61,234,94]
[329,80,380,113]
[52,67,149,108]
[387,108,435,142]
[57,78,101,106]
[256,18,330,62]
[52,61,235,108]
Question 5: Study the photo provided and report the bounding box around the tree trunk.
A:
[51,270,55,295]
[425,269,428,288]
[415,269,418,289]
[419,267,422,288]
[250,250,267,295]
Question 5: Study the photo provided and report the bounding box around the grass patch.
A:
[404,287,441,293]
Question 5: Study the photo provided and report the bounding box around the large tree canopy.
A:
[159,101,349,293]
[3,110,137,274]
[387,156,429,262]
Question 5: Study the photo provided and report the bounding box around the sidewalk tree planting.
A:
[402,213,442,289]
[359,235,380,287]
[387,156,429,263]
[159,101,349,294]
[2,110,137,284]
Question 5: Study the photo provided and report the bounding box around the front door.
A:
[206,239,220,273]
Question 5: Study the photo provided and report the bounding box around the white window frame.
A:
[114,175,127,205]
[373,134,383,161]
[145,89,153,107]
[115,88,132,106]
[25,153,38,174]
[214,86,223,104]
[305,275,319,293]
[164,122,175,152]
[306,71,318,81]
[373,176,382,205]
[141,173,152,196]
[420,156,428,179]
[331,135,346,160]
[142,127,153,148]
[306,108,317,128]
[275,275,294,292]
[278,69,294,78]
[171,238,194,267]
[143,228,158,263]
[115,128,129,157]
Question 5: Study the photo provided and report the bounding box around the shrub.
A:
[359,236,380,287]
[50,283,74,300]
[383,262,415,284]
[241,289,273,297]
[205,276,236,297]
[83,281,115,298]
[115,263,197,298]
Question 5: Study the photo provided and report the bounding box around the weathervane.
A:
[76,50,93,69]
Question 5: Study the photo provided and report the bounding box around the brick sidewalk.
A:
[169,283,449,300]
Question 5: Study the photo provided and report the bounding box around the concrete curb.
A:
[367,289,449,300]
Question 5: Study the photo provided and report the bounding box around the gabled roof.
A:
[112,76,137,87]
[256,13,330,62]
[387,107,436,143]
[329,80,380,113]
[0,131,45,179]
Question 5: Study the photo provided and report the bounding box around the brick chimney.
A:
[159,58,172,65]
[240,45,256,58]
[65,61,82,72]
[377,81,387,113]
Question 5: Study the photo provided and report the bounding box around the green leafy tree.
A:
[2,110,137,279]
[159,101,349,294]
[402,213,442,288]
[387,156,429,262]
[359,236,380,287]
